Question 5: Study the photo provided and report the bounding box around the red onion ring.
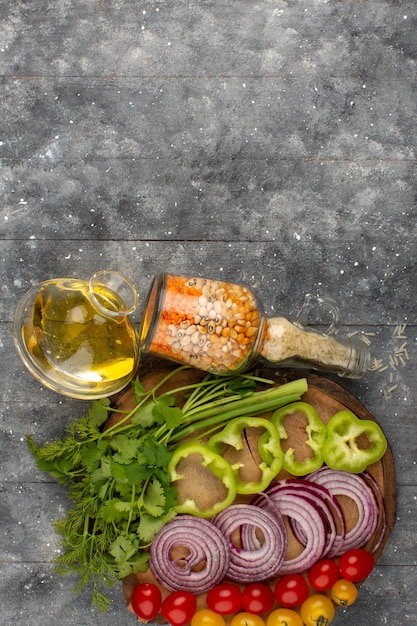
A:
[267,479,345,557]
[149,515,230,593]
[212,504,287,582]
[251,486,328,574]
[361,470,387,553]
[240,497,287,552]
[307,467,379,555]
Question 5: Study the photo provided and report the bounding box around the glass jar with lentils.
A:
[139,273,370,378]
[139,273,266,374]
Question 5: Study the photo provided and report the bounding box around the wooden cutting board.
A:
[110,362,396,622]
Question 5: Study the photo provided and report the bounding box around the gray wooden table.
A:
[1,1,416,624]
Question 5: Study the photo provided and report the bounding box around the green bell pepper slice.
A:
[322,410,387,473]
[271,401,327,476]
[168,442,237,518]
[207,417,283,494]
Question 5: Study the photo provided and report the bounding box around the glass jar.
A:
[139,273,267,374]
[139,274,370,379]
[260,294,370,379]
[13,270,139,399]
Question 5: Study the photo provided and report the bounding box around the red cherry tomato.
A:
[242,583,275,615]
[206,583,242,615]
[161,591,197,626]
[131,583,162,620]
[274,574,309,608]
[308,558,340,591]
[339,548,375,582]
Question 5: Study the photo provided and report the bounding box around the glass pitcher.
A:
[13,270,139,399]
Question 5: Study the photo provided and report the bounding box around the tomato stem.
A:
[335,594,348,607]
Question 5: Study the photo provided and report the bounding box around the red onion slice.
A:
[307,467,379,555]
[239,496,287,552]
[251,487,328,574]
[212,504,287,582]
[149,515,230,593]
[268,479,345,557]
[361,471,387,553]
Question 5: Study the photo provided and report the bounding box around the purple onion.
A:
[251,486,328,574]
[307,467,379,555]
[212,504,287,582]
[149,515,230,593]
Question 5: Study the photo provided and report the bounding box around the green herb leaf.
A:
[80,440,108,472]
[142,436,172,468]
[100,456,113,479]
[101,498,132,523]
[110,459,128,482]
[86,398,111,427]
[130,399,157,427]
[143,478,166,517]
[124,462,151,485]
[133,378,146,402]
[115,551,149,578]
[109,534,138,563]
[153,395,184,429]
[226,375,257,395]
[34,454,75,481]
[110,434,141,464]
[137,511,174,544]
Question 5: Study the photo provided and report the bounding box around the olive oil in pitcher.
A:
[14,271,139,399]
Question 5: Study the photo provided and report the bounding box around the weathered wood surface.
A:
[1,0,416,624]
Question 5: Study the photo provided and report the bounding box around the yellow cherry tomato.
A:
[191,610,227,626]
[300,594,335,626]
[230,612,266,626]
[331,579,358,607]
[266,608,304,626]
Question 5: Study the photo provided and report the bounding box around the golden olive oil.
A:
[30,279,137,394]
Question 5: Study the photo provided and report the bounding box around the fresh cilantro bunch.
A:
[27,387,179,610]
[27,366,306,611]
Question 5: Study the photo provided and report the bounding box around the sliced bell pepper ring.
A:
[322,410,387,473]
[168,442,237,518]
[207,416,284,494]
[271,401,327,476]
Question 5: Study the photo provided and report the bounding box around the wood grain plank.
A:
[1,77,416,162]
[1,158,415,242]
[2,1,415,79]
[2,239,416,325]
